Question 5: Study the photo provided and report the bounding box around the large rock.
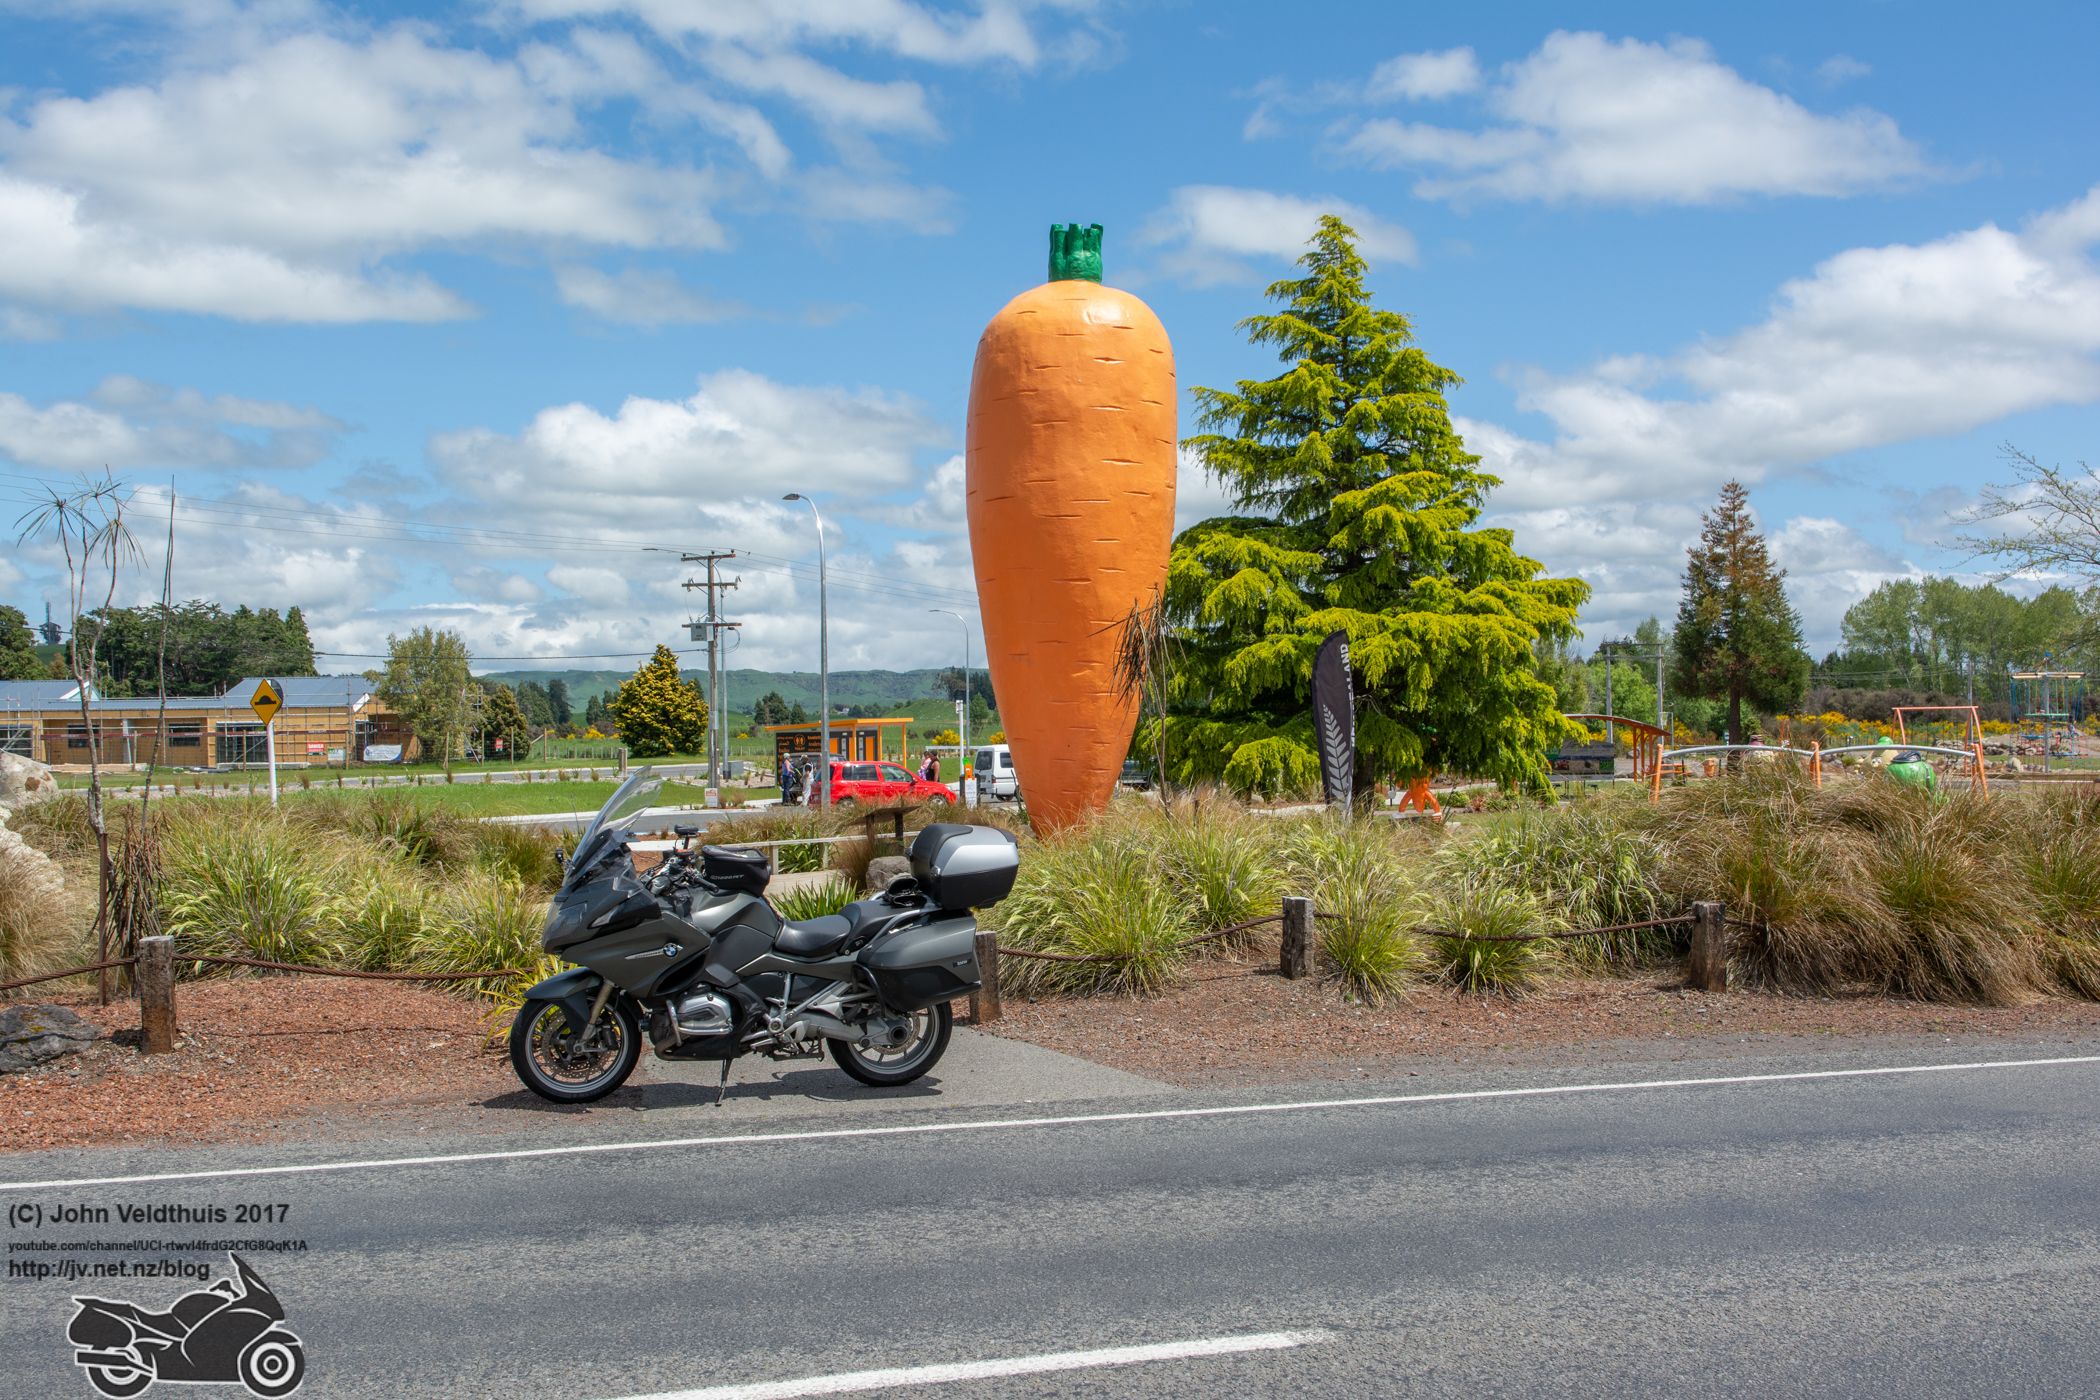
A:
[864,855,913,893]
[0,1003,103,1073]
[0,752,56,812]
[0,809,64,904]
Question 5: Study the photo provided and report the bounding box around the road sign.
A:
[249,679,283,726]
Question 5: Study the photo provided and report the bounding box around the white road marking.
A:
[5,1054,2095,1192]
[600,1330,1334,1400]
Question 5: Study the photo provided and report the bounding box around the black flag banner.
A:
[1311,629,1355,807]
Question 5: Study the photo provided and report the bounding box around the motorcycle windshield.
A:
[568,768,661,873]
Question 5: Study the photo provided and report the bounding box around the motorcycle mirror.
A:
[554,847,567,870]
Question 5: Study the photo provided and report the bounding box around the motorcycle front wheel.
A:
[239,1332,306,1398]
[510,998,640,1104]
[830,1002,951,1087]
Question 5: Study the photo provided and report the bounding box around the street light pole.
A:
[784,493,830,809]
[929,609,970,804]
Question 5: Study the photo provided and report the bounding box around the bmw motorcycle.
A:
[509,768,1018,1104]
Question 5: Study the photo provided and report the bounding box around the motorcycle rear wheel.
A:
[510,999,640,1103]
[830,1002,951,1086]
[82,1367,151,1398]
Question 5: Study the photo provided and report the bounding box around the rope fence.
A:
[0,954,526,994]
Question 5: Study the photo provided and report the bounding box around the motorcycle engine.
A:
[673,990,735,1036]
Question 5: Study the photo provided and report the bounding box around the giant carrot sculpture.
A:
[966,224,1176,832]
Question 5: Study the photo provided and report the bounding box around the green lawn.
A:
[116,778,740,818]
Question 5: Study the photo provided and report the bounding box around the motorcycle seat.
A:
[774,915,852,958]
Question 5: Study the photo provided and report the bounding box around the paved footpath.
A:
[5,1038,2098,1399]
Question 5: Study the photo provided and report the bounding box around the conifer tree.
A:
[1669,481,1811,744]
[609,646,708,757]
[1165,216,1587,795]
[0,606,41,680]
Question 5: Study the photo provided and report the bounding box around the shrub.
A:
[774,878,859,922]
[415,872,547,999]
[989,836,1192,997]
[1281,816,1420,1001]
[159,813,351,967]
[1439,802,1670,967]
[1426,880,1558,997]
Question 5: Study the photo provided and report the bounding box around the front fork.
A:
[566,979,617,1053]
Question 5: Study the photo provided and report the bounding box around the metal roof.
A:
[0,679,95,706]
[2,676,374,714]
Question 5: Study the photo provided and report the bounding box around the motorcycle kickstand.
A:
[715,1059,733,1107]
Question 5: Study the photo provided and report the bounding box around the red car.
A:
[815,761,954,807]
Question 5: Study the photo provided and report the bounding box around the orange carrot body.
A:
[966,278,1176,832]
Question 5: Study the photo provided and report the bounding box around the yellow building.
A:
[0,677,415,768]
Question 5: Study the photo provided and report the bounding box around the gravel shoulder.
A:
[11,954,2100,1155]
[961,946,2100,1087]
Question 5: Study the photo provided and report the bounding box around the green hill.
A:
[474,667,988,727]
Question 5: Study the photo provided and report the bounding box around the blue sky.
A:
[3,0,2097,677]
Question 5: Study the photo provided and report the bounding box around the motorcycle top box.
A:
[909,822,1019,909]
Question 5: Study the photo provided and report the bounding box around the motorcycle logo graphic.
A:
[66,1252,306,1397]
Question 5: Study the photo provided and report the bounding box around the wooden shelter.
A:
[764,718,914,765]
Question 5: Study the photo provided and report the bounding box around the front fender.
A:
[525,967,602,1037]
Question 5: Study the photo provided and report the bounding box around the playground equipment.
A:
[1649,737,1990,802]
[2010,669,2087,772]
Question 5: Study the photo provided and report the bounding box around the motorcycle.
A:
[509,767,1019,1104]
[68,1253,305,1398]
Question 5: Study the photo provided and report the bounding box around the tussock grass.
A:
[773,878,859,922]
[989,837,1193,998]
[1438,803,1670,967]
[1426,880,1558,997]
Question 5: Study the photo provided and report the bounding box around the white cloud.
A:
[1472,184,2100,513]
[0,173,473,322]
[0,26,730,322]
[1174,445,1237,534]
[1135,185,1416,287]
[1816,55,1872,88]
[0,2,1071,325]
[1339,31,1931,205]
[0,306,63,341]
[512,0,1048,68]
[1367,47,1480,101]
[0,376,348,471]
[544,564,631,606]
[429,367,949,526]
[554,266,752,324]
[1455,186,2100,648]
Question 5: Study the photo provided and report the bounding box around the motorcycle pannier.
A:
[700,845,770,897]
[908,824,1019,910]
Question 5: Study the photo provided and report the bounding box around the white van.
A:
[972,744,1020,801]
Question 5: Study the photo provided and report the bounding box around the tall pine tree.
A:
[1670,481,1811,744]
[1164,216,1587,796]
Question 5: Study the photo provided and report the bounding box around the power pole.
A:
[681,552,739,792]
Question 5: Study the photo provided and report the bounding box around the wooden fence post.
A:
[1280,896,1314,980]
[139,935,176,1054]
[969,930,1002,1024]
[1689,901,1728,993]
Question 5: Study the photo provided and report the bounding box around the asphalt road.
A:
[6,1051,2099,1399]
